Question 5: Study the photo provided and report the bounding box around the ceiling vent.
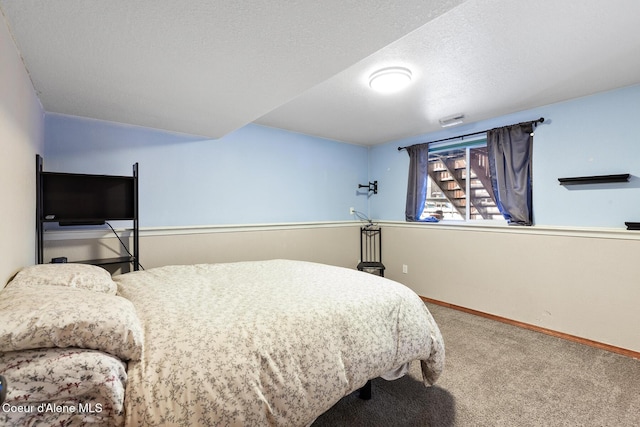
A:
[439,113,465,127]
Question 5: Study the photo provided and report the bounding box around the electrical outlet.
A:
[402,264,408,274]
[349,207,355,215]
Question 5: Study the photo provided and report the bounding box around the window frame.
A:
[424,135,506,224]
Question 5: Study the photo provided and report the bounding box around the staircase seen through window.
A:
[422,140,503,221]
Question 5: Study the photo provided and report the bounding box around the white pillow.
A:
[8,263,117,295]
[0,284,144,360]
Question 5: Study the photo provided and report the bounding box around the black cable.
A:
[105,222,144,270]
[353,210,376,227]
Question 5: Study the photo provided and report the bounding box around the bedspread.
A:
[115,259,444,426]
[0,347,127,426]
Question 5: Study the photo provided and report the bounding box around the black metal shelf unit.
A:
[36,155,139,271]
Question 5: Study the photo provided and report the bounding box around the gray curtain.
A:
[487,122,534,225]
[405,142,430,221]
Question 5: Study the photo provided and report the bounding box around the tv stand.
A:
[36,155,140,272]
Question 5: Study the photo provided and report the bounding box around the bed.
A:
[0,259,444,426]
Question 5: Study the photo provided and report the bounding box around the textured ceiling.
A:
[257,0,640,144]
[0,0,462,138]
[2,0,640,145]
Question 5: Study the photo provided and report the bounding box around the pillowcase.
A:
[8,263,117,295]
[0,284,144,361]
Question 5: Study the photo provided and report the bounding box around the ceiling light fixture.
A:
[368,67,412,93]
[439,113,465,127]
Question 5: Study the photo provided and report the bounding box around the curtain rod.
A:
[397,117,545,151]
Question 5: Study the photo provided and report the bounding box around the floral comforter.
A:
[0,264,142,426]
[115,259,445,426]
[0,348,127,426]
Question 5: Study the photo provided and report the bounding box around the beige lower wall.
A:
[43,223,362,274]
[139,224,362,269]
[43,221,640,353]
[379,222,640,353]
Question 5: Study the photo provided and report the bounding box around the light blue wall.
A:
[44,84,640,229]
[369,84,640,228]
[44,116,369,226]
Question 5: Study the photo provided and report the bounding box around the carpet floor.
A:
[313,302,640,426]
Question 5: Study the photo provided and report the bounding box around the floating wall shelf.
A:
[558,174,630,185]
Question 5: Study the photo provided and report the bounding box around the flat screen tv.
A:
[41,172,135,225]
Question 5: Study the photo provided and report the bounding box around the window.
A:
[421,138,504,221]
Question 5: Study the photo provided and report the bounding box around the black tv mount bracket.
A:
[358,181,378,194]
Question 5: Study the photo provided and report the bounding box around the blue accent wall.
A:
[369,84,640,228]
[44,116,369,226]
